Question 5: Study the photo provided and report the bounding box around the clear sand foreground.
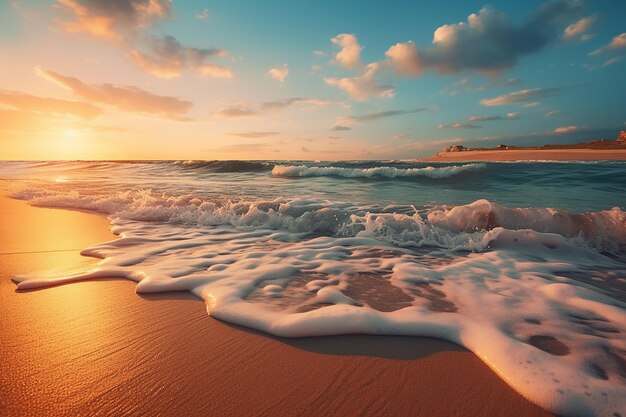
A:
[424,148,626,162]
[0,192,554,417]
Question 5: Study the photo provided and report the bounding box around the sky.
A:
[0,0,625,160]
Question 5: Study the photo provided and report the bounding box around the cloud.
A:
[563,15,596,41]
[440,77,520,95]
[36,67,193,120]
[591,33,626,56]
[313,50,326,57]
[385,41,422,76]
[331,125,351,131]
[386,1,584,77]
[57,1,232,79]
[331,34,362,68]
[128,35,232,79]
[480,87,559,106]
[552,125,581,134]
[260,97,332,111]
[437,123,480,129]
[440,112,519,129]
[0,90,103,120]
[467,112,519,122]
[215,97,333,119]
[544,109,560,117]
[57,0,171,42]
[338,107,430,126]
[324,63,394,101]
[196,8,209,20]
[228,132,280,138]
[214,104,259,119]
[268,65,289,82]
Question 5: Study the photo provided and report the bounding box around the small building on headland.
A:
[444,145,466,152]
[496,144,508,149]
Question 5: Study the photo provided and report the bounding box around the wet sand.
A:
[0,194,554,417]
[424,148,626,162]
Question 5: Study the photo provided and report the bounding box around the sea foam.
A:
[12,218,626,417]
[6,160,626,417]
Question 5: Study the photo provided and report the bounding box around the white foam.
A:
[271,163,486,179]
[12,220,626,416]
[8,177,626,416]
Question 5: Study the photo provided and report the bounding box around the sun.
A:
[54,128,88,159]
[62,129,80,140]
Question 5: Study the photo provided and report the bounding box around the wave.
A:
[271,163,486,179]
[173,160,273,172]
[11,187,626,252]
[11,190,626,417]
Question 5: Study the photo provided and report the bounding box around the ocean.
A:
[1,160,625,416]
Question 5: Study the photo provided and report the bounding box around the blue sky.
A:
[0,0,625,160]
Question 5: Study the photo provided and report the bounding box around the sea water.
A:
[1,160,625,416]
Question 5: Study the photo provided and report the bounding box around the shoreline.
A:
[0,192,554,416]
[423,148,626,162]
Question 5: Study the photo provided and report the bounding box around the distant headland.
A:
[424,131,626,162]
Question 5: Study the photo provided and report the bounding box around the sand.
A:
[424,148,626,162]
[0,193,554,417]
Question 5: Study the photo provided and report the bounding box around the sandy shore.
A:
[424,148,626,162]
[0,193,554,417]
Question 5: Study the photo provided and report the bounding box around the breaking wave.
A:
[6,159,626,417]
[11,187,626,253]
[271,163,486,179]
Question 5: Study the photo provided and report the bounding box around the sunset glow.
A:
[2,3,626,416]
[1,1,625,160]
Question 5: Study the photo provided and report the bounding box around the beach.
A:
[0,192,555,417]
[424,148,626,162]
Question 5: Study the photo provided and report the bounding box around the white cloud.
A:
[563,16,595,41]
[437,123,480,129]
[552,125,580,134]
[385,2,584,77]
[331,34,362,68]
[480,88,559,106]
[128,35,232,79]
[56,1,232,80]
[385,41,422,76]
[36,67,193,120]
[57,0,171,42]
[467,112,519,122]
[324,63,393,101]
[337,107,430,126]
[591,33,626,56]
[268,65,289,82]
[215,97,335,119]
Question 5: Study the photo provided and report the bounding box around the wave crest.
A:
[271,163,485,179]
[11,187,625,252]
